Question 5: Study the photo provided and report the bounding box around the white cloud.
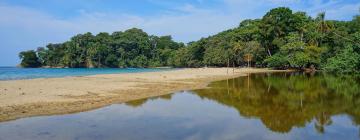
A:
[0,0,359,65]
[0,2,241,65]
[309,1,360,20]
[266,0,301,4]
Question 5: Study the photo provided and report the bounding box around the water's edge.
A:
[0,70,251,122]
[0,67,178,81]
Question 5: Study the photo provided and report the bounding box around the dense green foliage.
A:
[30,28,185,68]
[18,50,41,68]
[19,7,360,72]
[324,45,360,73]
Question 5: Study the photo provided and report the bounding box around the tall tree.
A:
[19,50,41,68]
[260,7,295,56]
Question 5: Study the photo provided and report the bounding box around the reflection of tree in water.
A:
[125,94,174,107]
[159,94,172,100]
[193,73,360,133]
[125,98,148,107]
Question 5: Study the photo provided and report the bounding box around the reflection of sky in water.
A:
[0,91,359,140]
[0,73,360,140]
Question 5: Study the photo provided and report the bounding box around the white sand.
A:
[0,68,288,122]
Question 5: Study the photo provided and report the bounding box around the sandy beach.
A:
[0,68,288,122]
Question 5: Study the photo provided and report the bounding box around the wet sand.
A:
[0,68,289,122]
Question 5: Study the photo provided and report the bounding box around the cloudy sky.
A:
[0,0,359,66]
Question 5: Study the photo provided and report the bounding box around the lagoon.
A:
[0,72,359,140]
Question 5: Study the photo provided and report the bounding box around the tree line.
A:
[19,7,360,73]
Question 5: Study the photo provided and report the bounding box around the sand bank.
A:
[0,68,289,122]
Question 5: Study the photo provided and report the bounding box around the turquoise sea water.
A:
[0,67,175,80]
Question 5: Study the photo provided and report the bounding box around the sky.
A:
[0,0,359,66]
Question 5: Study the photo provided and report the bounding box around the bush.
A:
[264,54,288,69]
[324,45,360,73]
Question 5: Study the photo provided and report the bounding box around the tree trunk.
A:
[267,48,272,56]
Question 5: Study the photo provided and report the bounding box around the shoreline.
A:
[0,68,291,122]
[0,67,178,81]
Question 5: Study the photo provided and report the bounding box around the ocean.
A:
[0,67,175,80]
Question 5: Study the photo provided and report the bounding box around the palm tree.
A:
[316,12,360,47]
[316,12,331,47]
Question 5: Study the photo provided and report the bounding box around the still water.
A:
[0,72,359,140]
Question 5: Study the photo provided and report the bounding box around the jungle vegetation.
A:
[19,7,360,73]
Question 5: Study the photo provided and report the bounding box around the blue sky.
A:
[0,0,359,66]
